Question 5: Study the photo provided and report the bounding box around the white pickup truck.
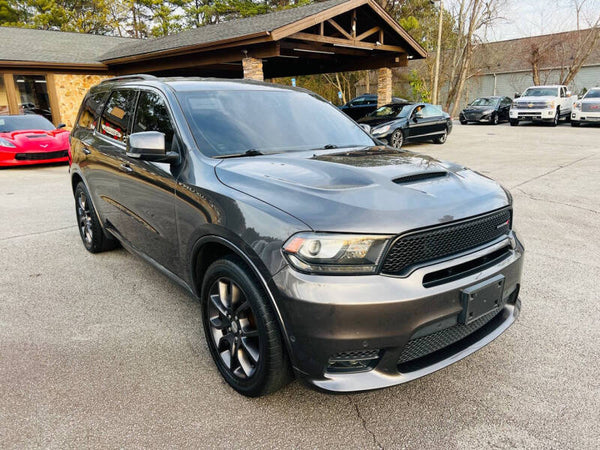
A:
[509,85,577,126]
[571,87,600,126]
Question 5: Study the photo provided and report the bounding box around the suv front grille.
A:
[15,150,68,161]
[582,102,600,112]
[381,208,511,276]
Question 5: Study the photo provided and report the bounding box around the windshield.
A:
[0,115,55,133]
[470,97,499,106]
[522,87,559,97]
[177,90,374,157]
[584,89,600,99]
[368,104,411,118]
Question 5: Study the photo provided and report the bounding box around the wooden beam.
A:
[45,74,62,126]
[290,32,406,52]
[320,21,324,36]
[115,44,280,74]
[356,26,380,41]
[280,41,372,57]
[327,19,352,40]
[352,10,357,38]
[379,28,384,45]
[3,73,19,115]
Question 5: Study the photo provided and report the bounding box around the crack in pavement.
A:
[347,395,384,449]
[0,225,77,242]
[510,152,599,189]
[516,188,600,215]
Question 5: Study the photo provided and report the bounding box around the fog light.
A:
[327,349,380,373]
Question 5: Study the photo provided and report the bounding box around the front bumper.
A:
[0,149,69,167]
[572,110,600,122]
[460,112,493,123]
[510,108,555,121]
[272,234,524,392]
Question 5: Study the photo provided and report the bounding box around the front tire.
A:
[201,256,291,397]
[551,108,559,127]
[571,120,580,127]
[433,128,448,144]
[74,182,118,253]
[510,119,519,126]
[492,113,499,125]
[390,129,404,149]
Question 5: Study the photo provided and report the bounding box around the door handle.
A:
[82,144,91,155]
[119,163,133,173]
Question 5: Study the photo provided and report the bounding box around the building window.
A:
[0,77,9,116]
[14,74,53,121]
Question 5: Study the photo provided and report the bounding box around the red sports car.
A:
[0,115,70,167]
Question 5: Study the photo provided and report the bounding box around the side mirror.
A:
[514,93,521,99]
[56,123,67,129]
[566,91,572,97]
[358,123,371,134]
[127,131,178,163]
[413,112,424,121]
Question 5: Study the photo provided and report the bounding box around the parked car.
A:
[571,87,600,126]
[509,85,576,126]
[0,114,69,167]
[69,76,524,397]
[339,94,406,120]
[359,102,452,149]
[459,96,513,125]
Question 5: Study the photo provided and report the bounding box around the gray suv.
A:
[69,75,524,396]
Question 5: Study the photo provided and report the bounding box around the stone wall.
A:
[377,68,392,107]
[242,57,264,81]
[53,74,109,128]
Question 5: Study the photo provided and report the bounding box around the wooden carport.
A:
[101,0,426,106]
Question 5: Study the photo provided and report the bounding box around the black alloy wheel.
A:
[201,256,291,396]
[74,182,117,253]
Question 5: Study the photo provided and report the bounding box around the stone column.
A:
[377,67,392,107]
[242,57,264,81]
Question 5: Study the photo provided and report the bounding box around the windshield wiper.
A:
[216,149,265,159]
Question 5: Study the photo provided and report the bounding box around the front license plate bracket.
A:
[459,274,505,325]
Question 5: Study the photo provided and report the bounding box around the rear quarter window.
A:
[99,89,138,143]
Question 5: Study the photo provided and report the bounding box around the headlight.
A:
[371,125,391,135]
[282,232,392,274]
[546,101,555,108]
[574,102,582,110]
[0,137,16,148]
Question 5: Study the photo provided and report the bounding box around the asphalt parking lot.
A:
[1,121,599,449]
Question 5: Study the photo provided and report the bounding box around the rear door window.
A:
[77,90,108,130]
[99,89,138,144]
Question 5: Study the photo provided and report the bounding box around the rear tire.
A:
[201,255,292,397]
[74,182,118,253]
[510,119,519,127]
[433,128,448,144]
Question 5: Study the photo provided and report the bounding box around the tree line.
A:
[2,0,599,115]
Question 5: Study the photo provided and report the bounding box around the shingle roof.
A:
[100,0,352,61]
[0,27,132,65]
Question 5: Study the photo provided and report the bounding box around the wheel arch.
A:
[190,235,295,363]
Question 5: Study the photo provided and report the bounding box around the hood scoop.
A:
[393,171,448,184]
[25,134,48,139]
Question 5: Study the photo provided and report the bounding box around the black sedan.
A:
[358,102,452,149]
[339,94,407,120]
[459,96,513,125]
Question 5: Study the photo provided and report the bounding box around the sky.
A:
[455,0,600,42]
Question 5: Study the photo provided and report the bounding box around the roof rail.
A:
[100,74,158,84]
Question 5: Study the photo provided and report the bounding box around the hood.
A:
[0,129,69,151]
[515,96,555,104]
[358,116,405,127]
[215,147,510,234]
[463,105,497,112]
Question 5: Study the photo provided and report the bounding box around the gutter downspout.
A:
[493,73,497,96]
